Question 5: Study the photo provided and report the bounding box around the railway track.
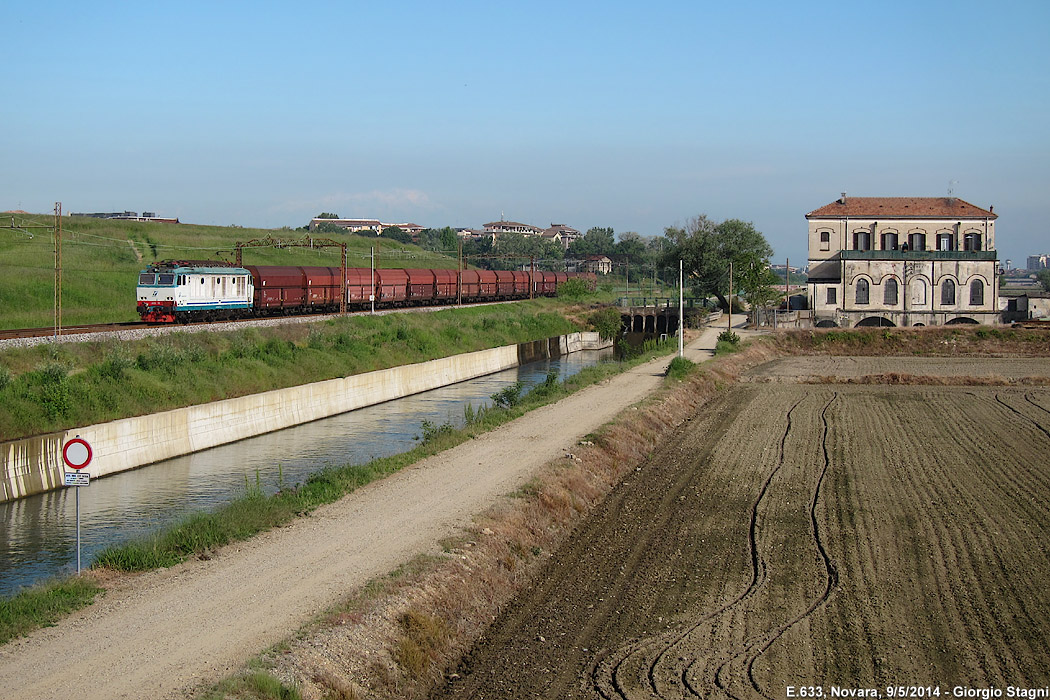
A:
[0,303,498,345]
[0,322,152,341]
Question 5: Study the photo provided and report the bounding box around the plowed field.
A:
[434,361,1050,698]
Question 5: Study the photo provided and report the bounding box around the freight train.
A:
[136,260,590,323]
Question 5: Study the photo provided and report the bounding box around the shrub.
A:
[418,420,454,445]
[491,381,524,409]
[95,348,135,380]
[666,356,695,379]
[717,330,740,345]
[0,365,10,391]
[714,340,740,356]
[589,306,623,341]
[557,277,592,300]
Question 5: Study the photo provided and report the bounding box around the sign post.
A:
[62,437,93,573]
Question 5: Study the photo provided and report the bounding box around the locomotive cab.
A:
[137,262,253,322]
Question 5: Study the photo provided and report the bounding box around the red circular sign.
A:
[63,438,93,470]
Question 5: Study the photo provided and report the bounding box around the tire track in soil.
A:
[588,394,809,700]
[993,392,1050,442]
[432,387,761,700]
[732,395,840,700]
[692,394,838,700]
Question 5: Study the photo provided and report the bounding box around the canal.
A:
[0,348,612,596]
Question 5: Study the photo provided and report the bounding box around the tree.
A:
[568,227,616,258]
[381,226,414,244]
[662,215,774,309]
[738,260,782,324]
[492,233,564,268]
[314,222,346,235]
[439,226,458,251]
[615,231,647,265]
[316,212,340,219]
[1038,269,1050,292]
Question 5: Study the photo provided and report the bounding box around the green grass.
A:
[0,577,104,645]
[665,355,696,379]
[201,670,302,700]
[0,301,581,442]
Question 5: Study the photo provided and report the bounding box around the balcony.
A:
[839,250,997,261]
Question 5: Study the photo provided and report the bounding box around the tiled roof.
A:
[806,197,997,219]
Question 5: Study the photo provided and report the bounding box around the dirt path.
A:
[432,378,1050,699]
[0,325,732,700]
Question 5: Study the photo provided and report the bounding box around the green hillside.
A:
[0,214,458,330]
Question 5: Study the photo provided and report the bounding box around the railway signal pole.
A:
[54,202,62,341]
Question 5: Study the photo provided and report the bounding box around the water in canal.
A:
[0,349,613,596]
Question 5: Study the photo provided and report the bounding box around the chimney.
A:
[990,205,994,213]
[840,192,847,204]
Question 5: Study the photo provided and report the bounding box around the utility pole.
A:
[457,239,463,306]
[370,246,375,315]
[728,260,733,330]
[54,202,62,341]
[678,259,684,357]
[530,256,535,300]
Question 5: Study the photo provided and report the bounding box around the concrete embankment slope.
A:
[0,325,736,700]
[0,332,605,503]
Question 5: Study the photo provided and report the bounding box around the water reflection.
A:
[0,349,611,595]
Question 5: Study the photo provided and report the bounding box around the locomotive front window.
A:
[138,273,156,285]
[158,273,176,286]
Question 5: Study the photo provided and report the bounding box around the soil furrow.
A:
[429,360,1050,700]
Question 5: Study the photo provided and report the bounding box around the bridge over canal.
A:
[617,297,716,336]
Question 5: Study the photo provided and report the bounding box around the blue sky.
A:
[3,0,1048,264]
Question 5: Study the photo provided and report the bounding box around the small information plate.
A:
[64,472,90,487]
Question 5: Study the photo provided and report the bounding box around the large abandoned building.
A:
[806,195,999,328]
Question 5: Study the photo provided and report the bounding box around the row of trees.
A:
[311,213,783,310]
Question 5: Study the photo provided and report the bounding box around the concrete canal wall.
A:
[1,332,608,502]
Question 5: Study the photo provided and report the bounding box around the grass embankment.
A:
[0,334,676,646]
[772,324,1050,356]
[0,301,582,442]
[0,214,459,330]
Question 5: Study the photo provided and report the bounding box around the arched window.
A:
[964,233,982,251]
[856,278,869,305]
[970,279,984,305]
[937,232,955,251]
[911,279,927,305]
[819,231,831,251]
[908,232,926,251]
[853,231,871,251]
[884,278,898,305]
[941,279,956,305]
[881,232,899,251]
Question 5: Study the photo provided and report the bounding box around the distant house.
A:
[71,210,179,224]
[542,223,580,250]
[309,218,383,234]
[483,220,544,237]
[807,195,999,327]
[582,255,613,275]
[386,222,424,235]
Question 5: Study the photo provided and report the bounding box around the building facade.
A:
[1027,254,1049,271]
[807,195,999,327]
